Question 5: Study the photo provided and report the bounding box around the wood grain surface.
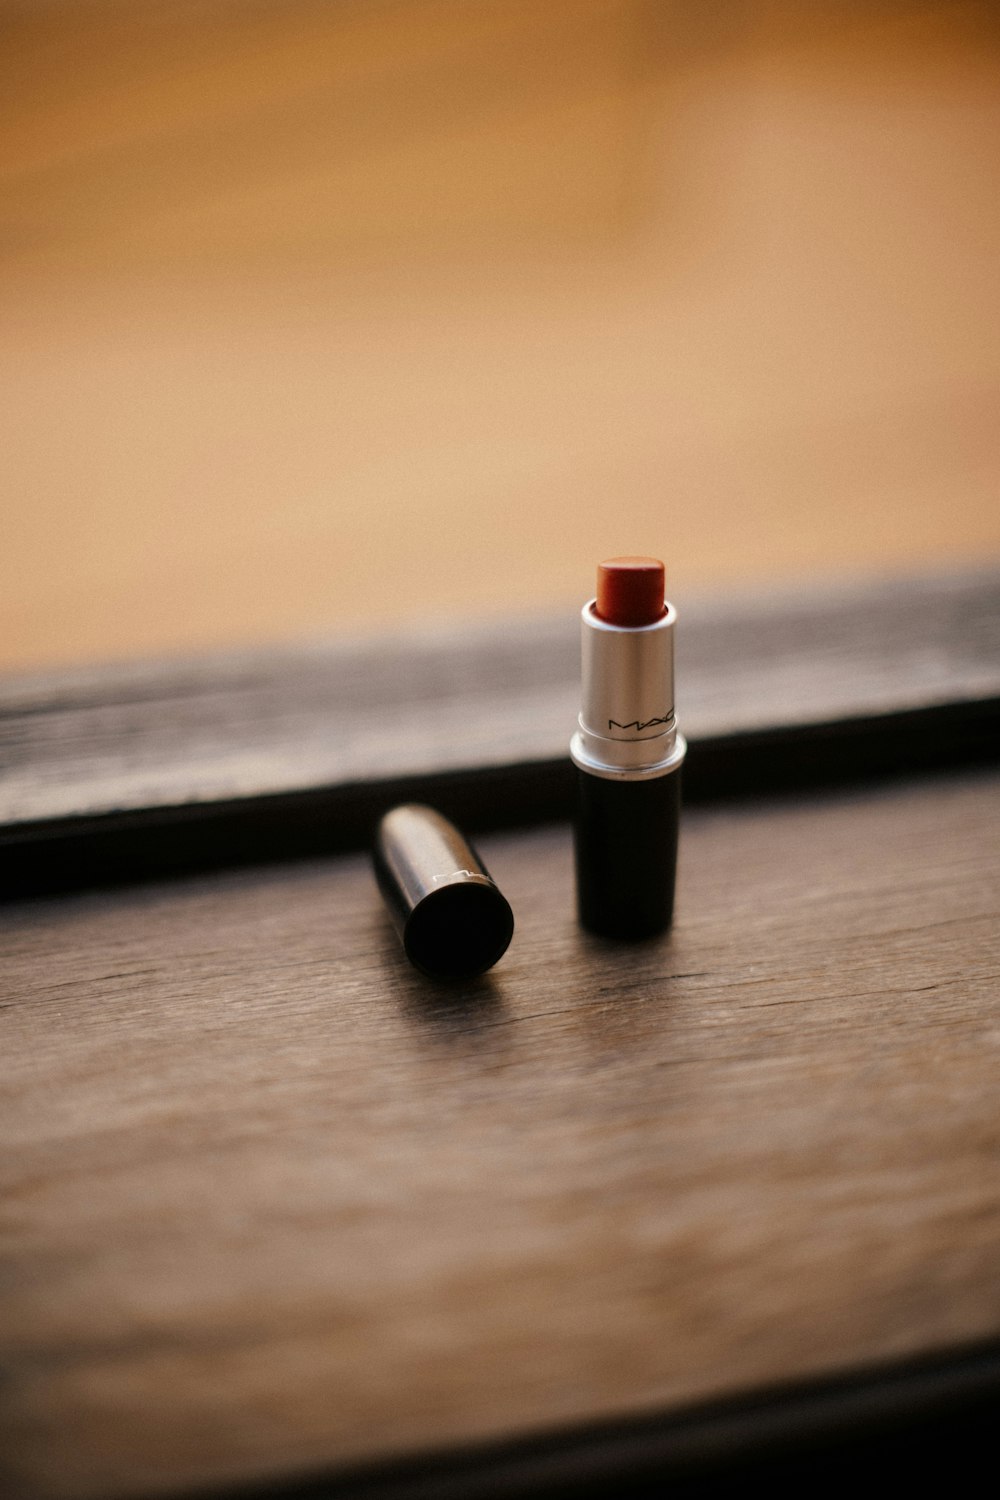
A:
[3,766,999,1499]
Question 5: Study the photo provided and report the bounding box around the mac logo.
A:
[608,713,671,732]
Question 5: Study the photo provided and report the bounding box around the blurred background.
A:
[2,0,998,672]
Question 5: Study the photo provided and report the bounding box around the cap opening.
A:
[404,881,514,980]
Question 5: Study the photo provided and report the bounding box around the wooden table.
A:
[2,572,999,1499]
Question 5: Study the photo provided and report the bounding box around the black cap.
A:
[373,804,514,980]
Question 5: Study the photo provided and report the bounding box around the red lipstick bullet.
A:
[595,556,667,628]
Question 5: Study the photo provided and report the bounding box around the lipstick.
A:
[570,557,686,939]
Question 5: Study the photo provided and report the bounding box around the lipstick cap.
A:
[373,804,514,980]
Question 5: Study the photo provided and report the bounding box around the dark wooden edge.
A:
[3,696,999,898]
[3,570,999,897]
[170,1337,1000,1500]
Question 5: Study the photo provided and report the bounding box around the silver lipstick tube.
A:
[570,601,687,781]
[570,599,686,938]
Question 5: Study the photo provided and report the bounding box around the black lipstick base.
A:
[574,767,681,940]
